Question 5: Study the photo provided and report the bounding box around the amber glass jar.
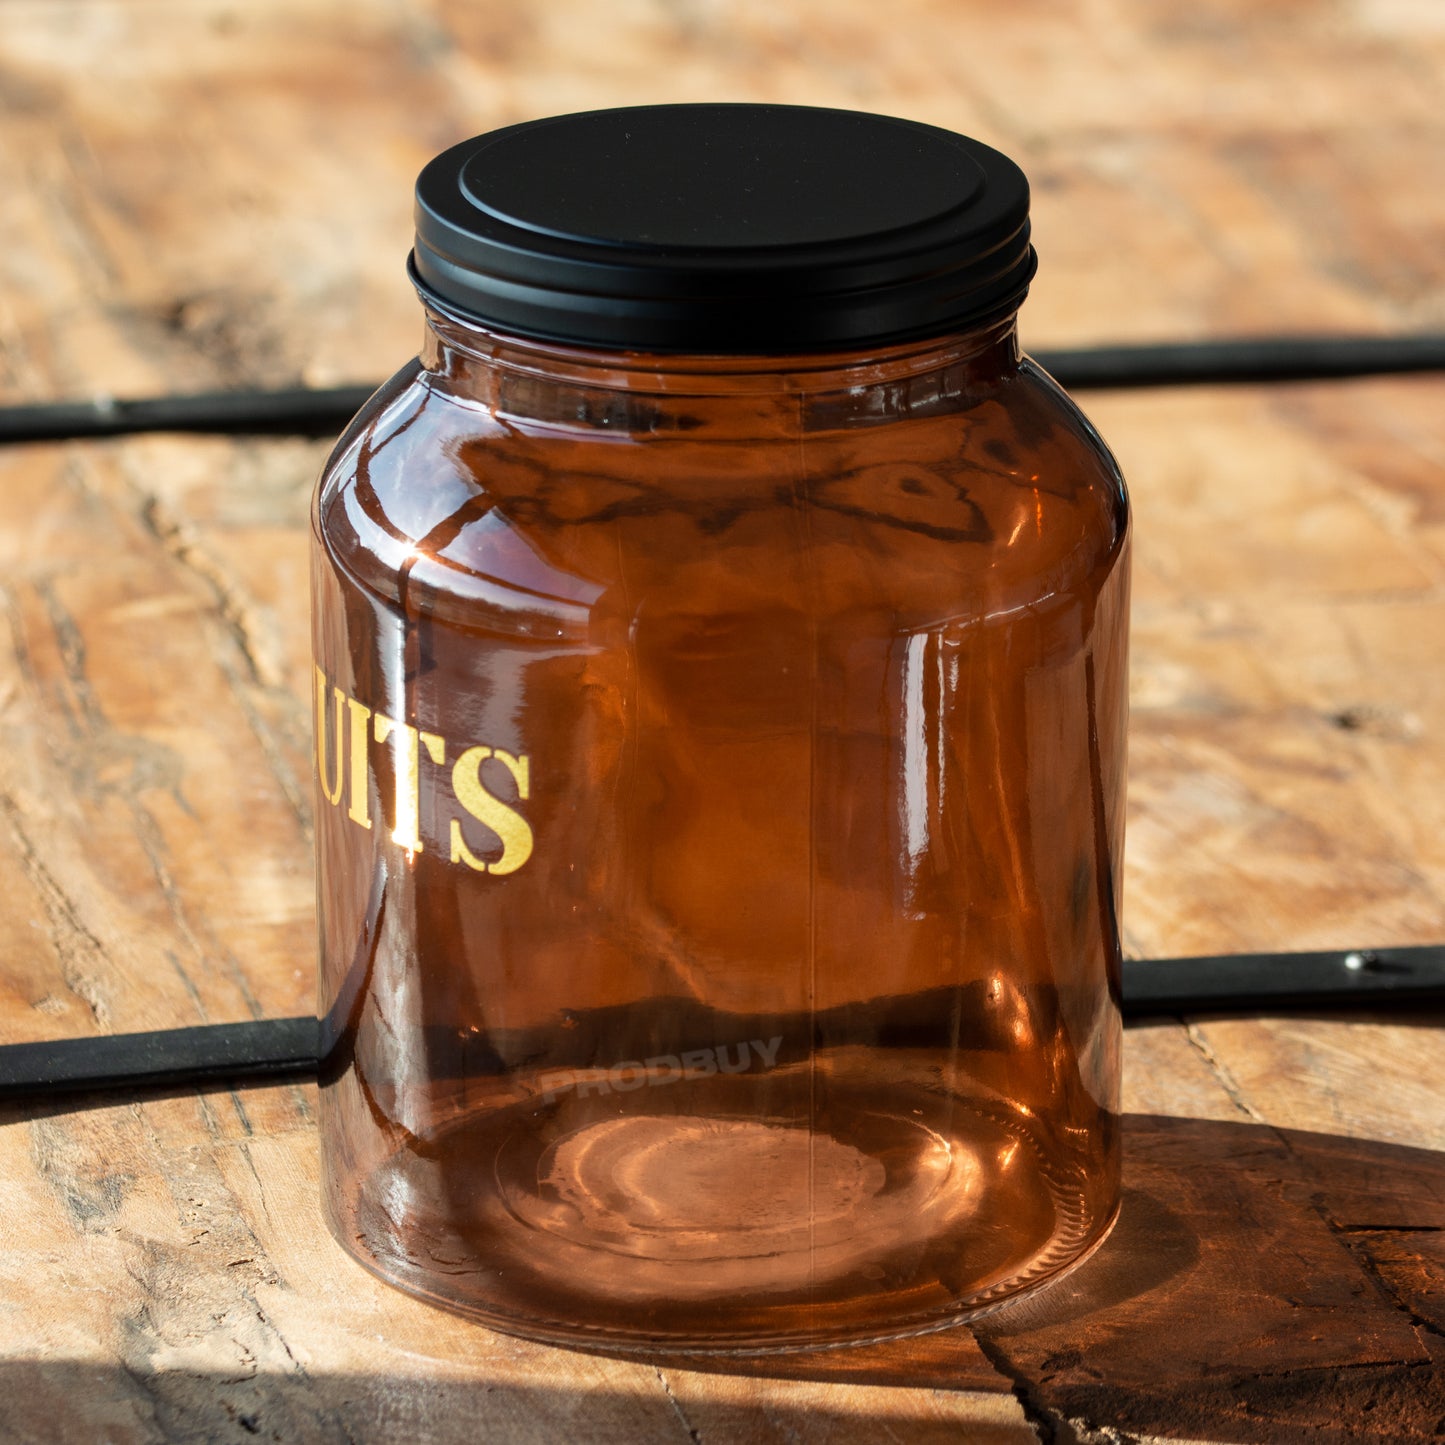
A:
[312,104,1129,1352]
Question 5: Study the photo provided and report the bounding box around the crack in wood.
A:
[655,1367,705,1444]
[206,632,315,843]
[136,493,274,690]
[0,787,112,1028]
[1180,1022,1267,1123]
[24,571,275,1028]
[1335,1224,1445,1235]
[973,1332,1067,1444]
[133,487,315,840]
[1326,1222,1445,1347]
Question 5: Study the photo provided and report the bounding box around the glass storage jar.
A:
[312,103,1129,1352]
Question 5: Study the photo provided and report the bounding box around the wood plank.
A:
[3,0,1445,408]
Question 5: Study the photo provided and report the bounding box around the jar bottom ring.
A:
[332,1057,1115,1352]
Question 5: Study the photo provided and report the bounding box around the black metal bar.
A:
[0,385,377,445]
[1039,333,1445,389]
[2,335,1444,445]
[0,1016,318,1102]
[1120,943,1445,1018]
[1,944,1441,1106]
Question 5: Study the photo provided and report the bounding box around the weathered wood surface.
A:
[2,1,1445,1441]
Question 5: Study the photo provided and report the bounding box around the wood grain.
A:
[2,1,1445,1440]
[2,0,1445,405]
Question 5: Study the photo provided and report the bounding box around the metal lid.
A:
[412,103,1035,353]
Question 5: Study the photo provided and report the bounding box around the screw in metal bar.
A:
[1344,950,1382,972]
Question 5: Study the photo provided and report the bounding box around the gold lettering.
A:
[451,747,534,876]
[323,675,535,871]
[373,713,445,853]
[314,666,344,807]
[346,697,373,829]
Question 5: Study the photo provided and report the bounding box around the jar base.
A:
[328,1059,1117,1353]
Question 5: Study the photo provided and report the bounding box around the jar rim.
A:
[419,300,1023,398]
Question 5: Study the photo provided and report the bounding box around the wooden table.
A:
[2,2,1444,1440]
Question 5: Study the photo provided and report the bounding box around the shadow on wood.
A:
[629,1114,1445,1443]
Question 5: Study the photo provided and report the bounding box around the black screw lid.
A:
[412,104,1035,354]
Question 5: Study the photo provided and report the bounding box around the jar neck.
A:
[417,308,1023,427]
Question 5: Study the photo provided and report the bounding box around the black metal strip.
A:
[0,1016,318,1102]
[1120,943,1445,1017]
[1038,333,1445,389]
[1,944,1440,1106]
[0,385,377,445]
[2,335,1444,445]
